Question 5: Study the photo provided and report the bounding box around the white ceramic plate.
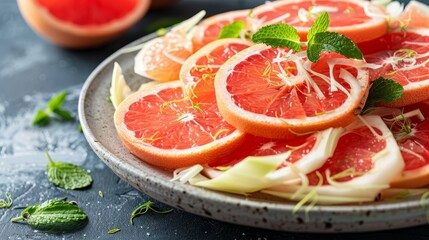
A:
[78,33,429,233]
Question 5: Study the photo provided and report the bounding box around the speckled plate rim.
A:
[78,32,429,233]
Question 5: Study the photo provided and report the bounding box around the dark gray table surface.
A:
[2,0,429,239]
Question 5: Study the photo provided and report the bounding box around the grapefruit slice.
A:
[191,10,249,52]
[265,115,404,204]
[379,102,429,188]
[401,0,429,28]
[215,44,369,139]
[362,28,429,107]
[250,0,388,43]
[17,0,150,48]
[114,81,245,169]
[180,38,253,101]
[134,11,206,82]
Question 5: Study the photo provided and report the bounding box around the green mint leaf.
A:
[33,110,50,126]
[156,28,168,36]
[46,152,92,190]
[0,192,13,208]
[11,199,88,232]
[218,20,246,39]
[130,201,173,225]
[307,11,329,41]
[362,77,404,113]
[251,23,302,52]
[98,191,104,198]
[77,124,83,133]
[52,108,74,121]
[47,91,67,112]
[108,228,121,234]
[307,32,363,62]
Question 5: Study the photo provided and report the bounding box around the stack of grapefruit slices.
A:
[113,0,429,205]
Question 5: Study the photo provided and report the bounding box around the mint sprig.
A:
[46,152,93,190]
[307,32,363,62]
[251,12,363,62]
[251,23,302,52]
[33,91,73,126]
[218,20,246,39]
[362,77,404,113]
[130,201,173,225]
[11,199,88,232]
[307,11,329,41]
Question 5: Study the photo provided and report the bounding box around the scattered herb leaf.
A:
[47,91,67,112]
[251,23,302,52]
[0,192,13,208]
[307,11,329,41]
[33,110,50,126]
[218,20,246,39]
[362,77,404,113]
[10,199,88,232]
[46,152,93,190]
[108,228,121,234]
[307,31,363,62]
[33,91,74,126]
[130,201,173,224]
[156,28,168,36]
[52,108,73,121]
[98,191,104,198]
[77,124,83,133]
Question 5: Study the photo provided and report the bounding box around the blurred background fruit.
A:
[17,0,153,48]
[150,0,179,9]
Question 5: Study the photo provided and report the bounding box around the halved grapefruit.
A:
[362,28,429,107]
[114,81,245,169]
[17,0,150,48]
[215,44,369,139]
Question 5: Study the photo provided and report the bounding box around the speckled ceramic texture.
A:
[78,33,429,233]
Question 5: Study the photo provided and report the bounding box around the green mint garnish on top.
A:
[362,77,404,113]
[218,20,246,39]
[243,11,363,62]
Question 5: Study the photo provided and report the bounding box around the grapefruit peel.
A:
[110,62,132,109]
